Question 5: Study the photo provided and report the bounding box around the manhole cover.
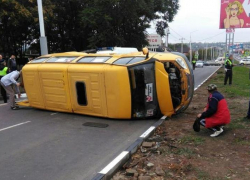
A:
[83,122,109,128]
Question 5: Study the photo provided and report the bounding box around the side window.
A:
[128,57,145,64]
[113,57,133,65]
[77,56,111,63]
[30,57,49,63]
[46,57,77,63]
[76,82,87,106]
[113,57,145,65]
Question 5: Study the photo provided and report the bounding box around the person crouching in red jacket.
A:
[197,84,230,137]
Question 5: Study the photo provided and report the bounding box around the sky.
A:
[147,0,250,44]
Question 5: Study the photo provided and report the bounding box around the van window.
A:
[76,82,87,106]
[46,57,77,63]
[78,56,111,63]
[30,57,49,63]
[113,57,145,65]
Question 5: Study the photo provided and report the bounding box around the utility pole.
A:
[202,48,204,60]
[37,0,48,55]
[165,28,170,48]
[205,43,208,61]
[189,30,198,62]
[180,38,185,53]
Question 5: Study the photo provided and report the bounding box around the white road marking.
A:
[161,115,167,119]
[99,151,129,174]
[140,126,155,138]
[0,104,7,106]
[0,121,31,132]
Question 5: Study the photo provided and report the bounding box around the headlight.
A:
[176,58,187,69]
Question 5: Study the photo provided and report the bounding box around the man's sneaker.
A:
[11,106,19,110]
[210,128,223,137]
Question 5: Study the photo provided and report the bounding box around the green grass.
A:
[179,136,205,146]
[209,66,250,97]
[173,147,194,157]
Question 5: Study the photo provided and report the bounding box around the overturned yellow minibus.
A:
[19,48,194,119]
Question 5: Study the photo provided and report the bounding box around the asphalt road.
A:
[0,104,157,180]
[193,65,221,89]
[0,65,220,180]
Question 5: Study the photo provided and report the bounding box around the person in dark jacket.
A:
[192,59,196,70]
[196,84,230,137]
[0,55,8,103]
[224,54,234,85]
[7,55,17,73]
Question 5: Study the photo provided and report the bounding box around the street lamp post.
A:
[180,38,185,53]
[37,0,48,55]
[189,30,198,62]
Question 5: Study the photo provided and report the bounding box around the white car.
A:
[215,57,225,65]
[239,58,250,65]
[195,60,204,68]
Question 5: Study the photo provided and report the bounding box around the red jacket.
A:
[201,91,230,128]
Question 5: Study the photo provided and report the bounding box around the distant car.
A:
[203,61,209,66]
[195,60,204,68]
[215,57,225,65]
[239,58,250,65]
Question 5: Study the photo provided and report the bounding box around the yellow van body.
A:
[20,50,194,119]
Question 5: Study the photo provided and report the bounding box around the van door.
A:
[38,64,72,112]
[68,64,108,117]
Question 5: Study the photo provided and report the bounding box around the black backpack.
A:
[193,118,201,132]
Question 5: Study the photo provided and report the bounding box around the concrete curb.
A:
[91,116,167,180]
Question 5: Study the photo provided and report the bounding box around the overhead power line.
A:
[169,27,185,39]
[198,32,225,42]
[169,33,179,40]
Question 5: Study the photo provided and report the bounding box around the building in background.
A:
[147,34,163,51]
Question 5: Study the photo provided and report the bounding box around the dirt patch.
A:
[112,72,250,180]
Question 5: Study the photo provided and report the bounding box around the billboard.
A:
[220,0,250,29]
[147,34,162,46]
[229,43,244,52]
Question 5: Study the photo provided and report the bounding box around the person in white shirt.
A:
[0,70,21,110]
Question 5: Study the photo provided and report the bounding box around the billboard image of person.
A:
[220,0,250,29]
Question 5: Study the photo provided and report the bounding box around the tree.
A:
[0,0,180,57]
[0,0,54,58]
[155,0,179,37]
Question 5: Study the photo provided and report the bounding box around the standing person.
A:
[224,54,234,85]
[0,55,8,103]
[0,70,21,110]
[7,55,17,73]
[245,101,250,119]
[192,58,196,70]
[194,84,230,137]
